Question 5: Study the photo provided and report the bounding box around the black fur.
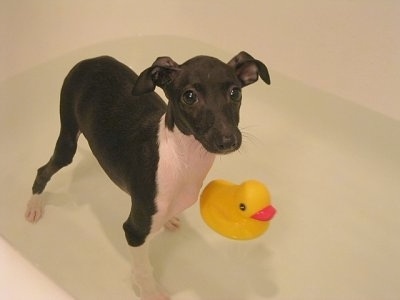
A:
[33,56,165,246]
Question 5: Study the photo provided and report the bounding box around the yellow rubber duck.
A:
[200,179,276,240]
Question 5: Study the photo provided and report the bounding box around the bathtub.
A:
[1,1,399,299]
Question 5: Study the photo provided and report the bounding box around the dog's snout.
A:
[215,134,240,153]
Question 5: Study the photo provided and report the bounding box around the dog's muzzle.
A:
[213,132,242,154]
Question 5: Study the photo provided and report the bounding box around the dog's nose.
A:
[216,135,239,153]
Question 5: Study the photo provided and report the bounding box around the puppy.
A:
[26,51,270,299]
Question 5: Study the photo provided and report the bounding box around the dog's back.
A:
[61,56,166,192]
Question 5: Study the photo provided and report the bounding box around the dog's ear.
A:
[228,51,270,87]
[132,57,181,96]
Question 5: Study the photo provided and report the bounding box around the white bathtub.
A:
[1,1,399,299]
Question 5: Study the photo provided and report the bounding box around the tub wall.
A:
[1,0,399,120]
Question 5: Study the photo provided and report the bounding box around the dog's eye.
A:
[239,203,246,211]
[182,90,198,105]
[230,87,242,102]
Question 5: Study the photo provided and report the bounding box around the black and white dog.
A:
[26,51,270,300]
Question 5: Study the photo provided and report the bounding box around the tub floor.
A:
[1,37,400,300]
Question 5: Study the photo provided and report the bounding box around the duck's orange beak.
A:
[251,205,276,221]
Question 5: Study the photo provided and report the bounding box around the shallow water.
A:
[1,36,400,299]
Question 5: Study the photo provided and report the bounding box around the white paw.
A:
[141,291,170,300]
[25,194,44,223]
[134,277,170,300]
[164,217,180,231]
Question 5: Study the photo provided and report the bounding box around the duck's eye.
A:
[239,203,246,211]
[182,90,198,105]
[230,87,242,102]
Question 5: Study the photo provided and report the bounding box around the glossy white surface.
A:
[0,238,73,299]
[1,2,400,299]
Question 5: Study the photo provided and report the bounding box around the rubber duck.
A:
[200,179,276,240]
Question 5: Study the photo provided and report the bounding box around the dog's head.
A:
[132,52,270,154]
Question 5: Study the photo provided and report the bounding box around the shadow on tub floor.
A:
[151,217,278,299]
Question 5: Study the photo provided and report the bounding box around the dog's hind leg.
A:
[26,89,80,223]
[26,125,80,222]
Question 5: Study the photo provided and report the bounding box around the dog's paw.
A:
[25,194,44,223]
[141,291,170,300]
[135,278,170,300]
[164,217,180,231]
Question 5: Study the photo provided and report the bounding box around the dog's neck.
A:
[159,114,215,168]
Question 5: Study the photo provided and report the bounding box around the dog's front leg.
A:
[129,237,169,300]
[123,192,170,300]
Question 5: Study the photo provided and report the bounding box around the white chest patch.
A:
[153,115,215,230]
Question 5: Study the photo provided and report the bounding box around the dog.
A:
[25,51,270,300]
